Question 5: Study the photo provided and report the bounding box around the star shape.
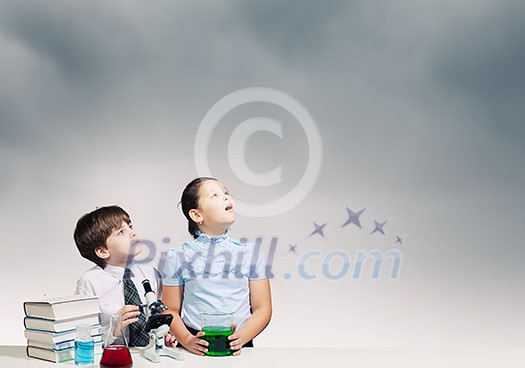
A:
[309,221,327,238]
[370,217,390,236]
[341,206,366,229]
[286,244,298,254]
[394,233,407,246]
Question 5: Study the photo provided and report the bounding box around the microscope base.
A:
[144,346,185,363]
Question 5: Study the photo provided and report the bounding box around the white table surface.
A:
[1,345,523,368]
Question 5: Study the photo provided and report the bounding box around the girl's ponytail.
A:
[179,177,217,238]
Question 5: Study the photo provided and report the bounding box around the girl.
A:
[162,177,272,356]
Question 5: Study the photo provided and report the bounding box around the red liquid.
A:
[99,345,133,368]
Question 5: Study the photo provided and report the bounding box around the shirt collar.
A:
[104,260,137,278]
[195,227,231,244]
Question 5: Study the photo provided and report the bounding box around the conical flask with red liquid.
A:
[100,314,133,368]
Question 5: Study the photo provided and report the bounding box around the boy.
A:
[74,205,175,347]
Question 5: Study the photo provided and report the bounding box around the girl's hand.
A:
[228,323,244,356]
[164,332,176,347]
[181,331,208,356]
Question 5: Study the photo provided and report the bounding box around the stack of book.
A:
[24,295,104,363]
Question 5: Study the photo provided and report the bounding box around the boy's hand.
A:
[228,323,244,356]
[118,305,141,329]
[164,332,176,347]
[181,331,208,356]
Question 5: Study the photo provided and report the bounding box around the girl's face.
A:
[194,180,236,235]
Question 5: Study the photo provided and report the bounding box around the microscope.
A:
[141,279,184,363]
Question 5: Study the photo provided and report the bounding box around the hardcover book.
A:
[24,326,103,344]
[24,314,100,333]
[23,295,100,321]
[26,344,102,363]
[27,336,103,351]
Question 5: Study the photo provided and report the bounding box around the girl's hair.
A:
[180,177,217,238]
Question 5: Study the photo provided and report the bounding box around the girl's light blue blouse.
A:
[162,228,268,330]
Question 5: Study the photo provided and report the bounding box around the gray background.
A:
[1,0,523,347]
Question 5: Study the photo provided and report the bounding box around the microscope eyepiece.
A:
[142,279,154,295]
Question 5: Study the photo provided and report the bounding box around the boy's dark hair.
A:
[180,177,216,239]
[74,205,131,268]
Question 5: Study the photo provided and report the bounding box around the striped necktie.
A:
[123,268,149,347]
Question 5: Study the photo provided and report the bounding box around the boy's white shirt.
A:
[75,261,162,339]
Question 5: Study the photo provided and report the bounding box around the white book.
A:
[27,337,103,351]
[24,326,103,344]
[26,344,102,363]
[23,295,100,320]
[24,314,100,333]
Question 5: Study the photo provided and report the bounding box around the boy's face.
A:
[96,221,142,267]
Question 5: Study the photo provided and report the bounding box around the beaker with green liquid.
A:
[200,312,233,356]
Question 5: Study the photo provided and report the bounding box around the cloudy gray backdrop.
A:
[1,0,524,347]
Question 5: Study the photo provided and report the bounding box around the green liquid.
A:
[202,326,233,356]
